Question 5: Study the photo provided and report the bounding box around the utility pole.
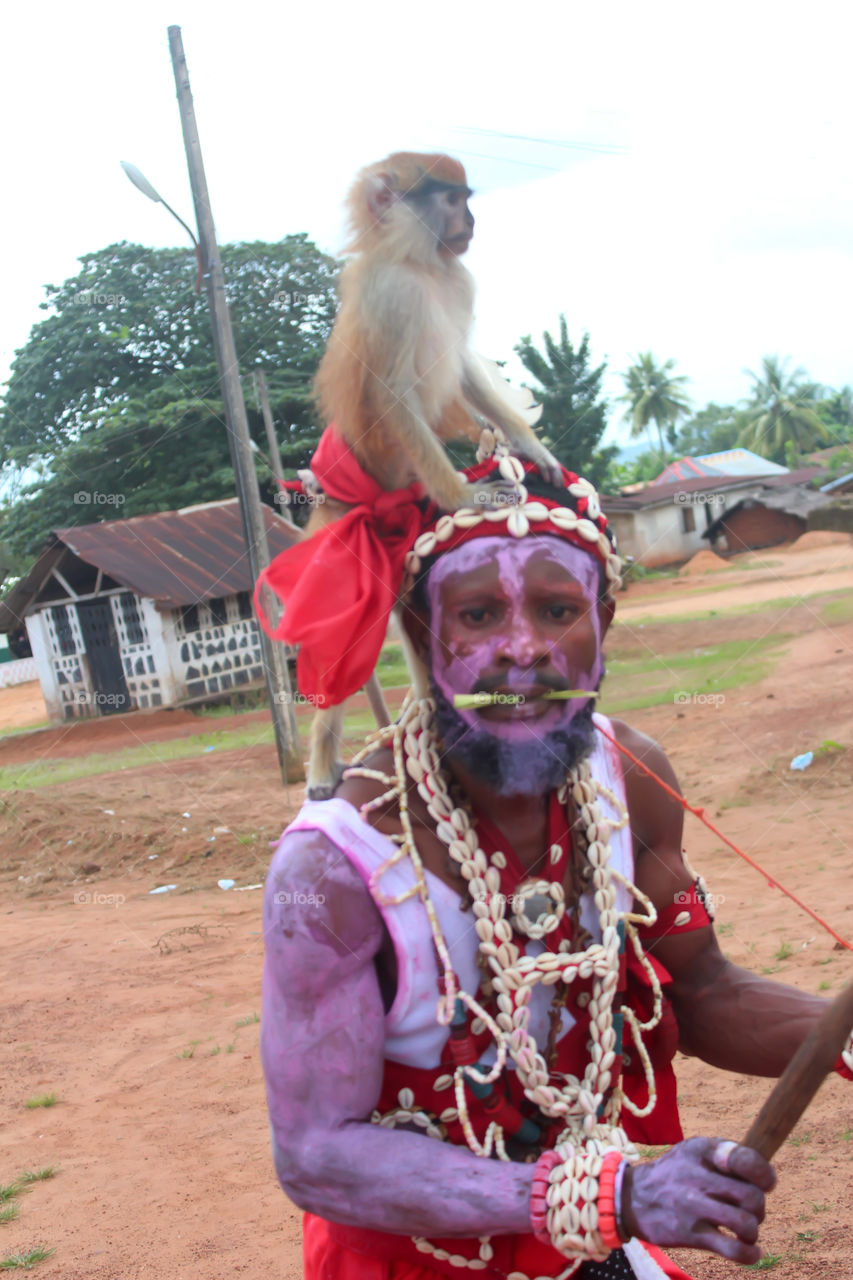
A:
[253,369,294,524]
[167,25,303,784]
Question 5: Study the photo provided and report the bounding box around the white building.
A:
[602,468,827,568]
[0,499,299,722]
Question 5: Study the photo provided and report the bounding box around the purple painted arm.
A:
[260,827,535,1237]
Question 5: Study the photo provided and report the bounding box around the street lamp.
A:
[120,160,203,291]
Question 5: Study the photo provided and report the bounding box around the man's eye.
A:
[460,607,492,624]
[546,603,580,620]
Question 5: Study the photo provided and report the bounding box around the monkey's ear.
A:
[365,172,398,221]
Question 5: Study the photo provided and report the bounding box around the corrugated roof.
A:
[0,499,301,630]
[648,457,724,486]
[696,448,789,477]
[602,473,766,513]
[821,471,853,494]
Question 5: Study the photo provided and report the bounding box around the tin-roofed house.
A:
[0,499,299,722]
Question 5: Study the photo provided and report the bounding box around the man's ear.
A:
[597,595,615,640]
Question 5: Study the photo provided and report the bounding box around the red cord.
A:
[595,720,853,955]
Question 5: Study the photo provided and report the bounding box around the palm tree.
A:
[619,353,691,460]
[737,356,828,463]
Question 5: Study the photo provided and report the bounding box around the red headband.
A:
[254,428,618,709]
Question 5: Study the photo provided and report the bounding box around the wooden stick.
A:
[743,979,853,1160]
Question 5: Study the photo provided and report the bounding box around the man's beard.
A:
[430,678,599,797]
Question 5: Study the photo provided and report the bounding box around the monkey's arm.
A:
[461,358,564,487]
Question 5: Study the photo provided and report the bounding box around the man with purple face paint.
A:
[261,456,834,1280]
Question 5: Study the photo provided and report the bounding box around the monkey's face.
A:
[408,187,475,257]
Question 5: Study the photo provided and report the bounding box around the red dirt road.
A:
[2,541,853,1279]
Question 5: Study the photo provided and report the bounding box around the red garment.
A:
[304,1213,696,1279]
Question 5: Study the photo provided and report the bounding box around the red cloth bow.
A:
[254,428,432,708]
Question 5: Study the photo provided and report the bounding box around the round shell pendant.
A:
[511,877,566,939]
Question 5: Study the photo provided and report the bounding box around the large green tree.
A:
[514,317,617,490]
[619,352,691,459]
[815,385,853,444]
[0,237,338,563]
[737,356,828,463]
[674,402,744,457]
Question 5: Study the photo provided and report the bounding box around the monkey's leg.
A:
[461,365,564,488]
[372,398,475,510]
[306,704,346,801]
[364,672,390,728]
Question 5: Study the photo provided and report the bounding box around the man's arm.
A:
[613,718,826,1074]
[261,826,536,1236]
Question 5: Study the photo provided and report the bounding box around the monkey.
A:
[313,151,564,512]
[295,152,563,798]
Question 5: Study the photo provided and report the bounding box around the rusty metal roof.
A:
[0,499,301,630]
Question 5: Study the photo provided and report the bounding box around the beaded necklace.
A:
[346,697,666,1276]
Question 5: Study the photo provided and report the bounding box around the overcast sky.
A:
[2,1,851,450]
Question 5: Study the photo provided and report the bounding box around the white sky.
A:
[2,0,851,450]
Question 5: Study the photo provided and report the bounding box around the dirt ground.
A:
[2,538,853,1279]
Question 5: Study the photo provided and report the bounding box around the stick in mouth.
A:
[453,690,599,709]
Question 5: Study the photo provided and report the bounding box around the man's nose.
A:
[493,612,548,668]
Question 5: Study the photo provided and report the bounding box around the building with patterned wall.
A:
[0,500,299,723]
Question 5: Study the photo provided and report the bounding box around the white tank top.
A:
[281,714,634,1070]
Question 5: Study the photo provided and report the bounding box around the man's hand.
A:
[622,1138,776,1265]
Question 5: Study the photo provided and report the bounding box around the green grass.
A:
[0,1206,19,1225]
[621,586,852,629]
[374,644,411,688]
[787,1130,811,1146]
[13,1172,55,1187]
[0,1189,17,1207]
[747,1256,783,1271]
[0,1247,55,1269]
[821,595,853,625]
[775,940,794,961]
[599,636,788,714]
[0,650,411,789]
[23,1095,57,1111]
[234,1012,260,1028]
[0,723,287,791]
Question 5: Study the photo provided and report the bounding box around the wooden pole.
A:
[253,370,296,528]
[167,25,303,784]
[743,979,853,1159]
